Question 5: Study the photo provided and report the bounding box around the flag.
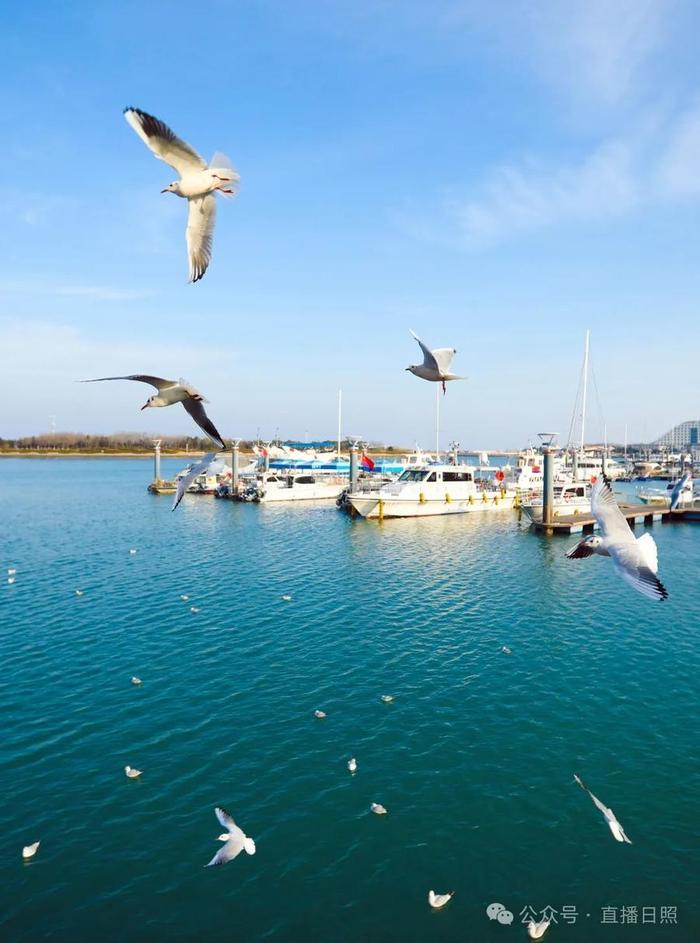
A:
[361,452,375,470]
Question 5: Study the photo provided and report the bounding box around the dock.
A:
[529,505,694,535]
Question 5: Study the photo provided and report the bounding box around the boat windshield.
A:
[398,469,429,482]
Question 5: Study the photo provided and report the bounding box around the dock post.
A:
[153,439,161,484]
[231,439,240,496]
[543,447,554,529]
[349,442,359,492]
[572,449,578,481]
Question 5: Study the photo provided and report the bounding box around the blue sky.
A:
[1,0,699,448]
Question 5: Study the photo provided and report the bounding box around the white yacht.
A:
[345,463,517,519]
[519,481,591,523]
[239,469,348,503]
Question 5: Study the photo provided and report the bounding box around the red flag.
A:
[361,452,375,470]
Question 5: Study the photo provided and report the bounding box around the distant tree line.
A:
[0,433,257,453]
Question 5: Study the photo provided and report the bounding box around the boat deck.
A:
[528,505,695,535]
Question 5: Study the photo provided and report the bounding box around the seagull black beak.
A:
[141,403,149,411]
[160,188,169,194]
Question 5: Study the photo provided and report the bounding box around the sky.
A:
[1,0,699,449]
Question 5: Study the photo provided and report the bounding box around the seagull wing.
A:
[431,347,457,374]
[172,453,215,511]
[613,556,669,601]
[124,107,207,175]
[591,475,635,545]
[670,473,690,510]
[205,836,245,866]
[215,806,239,832]
[182,398,225,448]
[79,375,175,391]
[409,330,438,371]
[566,539,596,559]
[186,194,217,283]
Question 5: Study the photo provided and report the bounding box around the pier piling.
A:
[542,446,554,531]
[231,439,241,496]
[153,439,161,484]
[349,442,359,492]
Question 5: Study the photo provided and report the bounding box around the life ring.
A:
[495,470,505,482]
[590,475,597,484]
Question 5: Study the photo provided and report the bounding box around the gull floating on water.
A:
[206,807,256,866]
[80,376,225,449]
[528,918,551,939]
[180,595,189,601]
[574,773,632,843]
[131,676,142,686]
[190,607,201,614]
[129,549,137,555]
[347,758,357,773]
[370,802,388,815]
[124,107,239,282]
[8,568,16,575]
[314,709,327,719]
[22,841,40,860]
[502,645,513,655]
[125,765,142,779]
[173,453,216,511]
[380,694,394,703]
[8,577,15,585]
[565,475,668,601]
[406,330,464,394]
[428,890,454,909]
[281,594,292,602]
[670,472,691,510]
[75,590,84,597]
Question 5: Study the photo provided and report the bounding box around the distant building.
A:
[653,420,700,451]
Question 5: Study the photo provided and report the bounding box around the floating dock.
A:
[529,505,695,535]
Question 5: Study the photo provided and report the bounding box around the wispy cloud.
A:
[0,281,153,302]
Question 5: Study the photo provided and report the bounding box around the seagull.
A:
[281,594,292,602]
[173,453,216,511]
[428,890,454,909]
[75,590,84,597]
[8,568,16,575]
[370,802,388,815]
[528,919,551,939]
[190,607,201,614]
[129,549,137,555]
[131,676,142,686]
[124,107,239,282]
[206,807,256,866]
[406,330,464,394]
[7,577,15,585]
[502,645,513,655]
[573,773,632,843]
[22,841,40,860]
[124,766,142,779]
[670,472,691,510]
[347,757,357,773]
[79,376,225,449]
[380,694,394,703]
[180,595,190,601]
[565,475,668,601]
[314,709,327,719]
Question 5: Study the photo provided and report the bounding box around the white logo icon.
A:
[486,903,514,925]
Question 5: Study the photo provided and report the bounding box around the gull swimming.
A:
[406,330,464,394]
[124,107,239,282]
[125,765,142,779]
[129,549,137,555]
[22,841,40,860]
[75,590,84,597]
[8,568,16,575]
[380,694,394,703]
[314,709,327,719]
[7,577,15,585]
[206,807,256,867]
[131,676,142,686]
[173,453,216,511]
[80,376,225,449]
[502,645,513,655]
[180,595,189,601]
[370,802,388,815]
[565,475,668,601]
[528,918,551,939]
[428,890,454,909]
[347,757,357,773]
[190,607,201,614]
[670,472,691,510]
[281,594,292,602]
[574,773,632,843]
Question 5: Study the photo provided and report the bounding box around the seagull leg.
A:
[442,379,446,395]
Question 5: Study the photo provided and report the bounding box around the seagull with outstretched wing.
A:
[172,452,217,511]
[669,472,691,510]
[406,330,464,394]
[206,807,256,867]
[565,475,668,601]
[124,107,239,282]
[80,375,226,449]
[574,773,632,844]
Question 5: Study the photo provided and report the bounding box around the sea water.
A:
[0,459,698,941]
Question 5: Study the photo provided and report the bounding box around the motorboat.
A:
[519,481,591,523]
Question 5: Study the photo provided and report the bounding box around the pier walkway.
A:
[530,506,697,535]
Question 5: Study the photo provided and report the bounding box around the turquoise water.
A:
[1,459,698,942]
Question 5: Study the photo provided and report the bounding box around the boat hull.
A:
[347,493,517,519]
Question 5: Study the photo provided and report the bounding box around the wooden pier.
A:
[530,505,694,535]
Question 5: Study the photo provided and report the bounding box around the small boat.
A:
[238,469,349,503]
[345,463,516,519]
[519,481,591,523]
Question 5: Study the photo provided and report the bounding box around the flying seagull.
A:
[173,453,216,511]
[428,890,454,909]
[124,107,239,282]
[406,330,464,394]
[80,376,225,449]
[670,472,691,510]
[565,475,668,601]
[206,807,256,866]
[573,773,632,844]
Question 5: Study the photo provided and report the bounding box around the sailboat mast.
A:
[435,384,440,458]
[337,389,342,458]
[580,329,590,456]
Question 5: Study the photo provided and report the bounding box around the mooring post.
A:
[153,439,161,484]
[349,442,359,492]
[543,446,554,529]
[231,439,240,495]
[572,449,578,481]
